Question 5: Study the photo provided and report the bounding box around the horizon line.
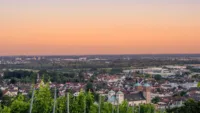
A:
[1,53,200,57]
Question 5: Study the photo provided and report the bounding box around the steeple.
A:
[143,83,151,103]
[135,82,143,91]
[116,90,124,104]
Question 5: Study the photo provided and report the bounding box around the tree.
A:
[0,90,3,99]
[99,69,110,74]
[69,93,79,113]
[76,90,85,113]
[145,74,151,78]
[99,96,110,113]
[197,82,200,88]
[86,82,94,92]
[140,104,155,113]
[56,96,67,113]
[154,75,162,81]
[0,106,11,113]
[90,67,97,72]
[86,91,94,113]
[110,68,122,74]
[10,95,29,113]
[156,88,161,92]
[1,96,12,107]
[78,71,85,82]
[32,81,53,113]
[89,104,98,113]
[119,101,131,113]
[182,99,200,113]
[10,78,17,84]
[166,99,200,113]
[102,102,112,113]
[152,97,160,104]
[180,91,187,97]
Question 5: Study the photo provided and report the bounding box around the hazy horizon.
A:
[1,0,200,55]
[0,53,200,57]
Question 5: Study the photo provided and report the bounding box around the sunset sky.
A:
[0,0,200,55]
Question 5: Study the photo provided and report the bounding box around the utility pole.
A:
[112,104,114,113]
[138,104,140,113]
[98,95,101,113]
[84,97,86,113]
[53,87,57,113]
[67,92,69,113]
[117,101,119,113]
[126,104,129,113]
[29,86,35,113]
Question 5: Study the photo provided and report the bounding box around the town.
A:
[0,55,200,112]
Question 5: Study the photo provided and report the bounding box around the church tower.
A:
[143,83,151,103]
[108,90,115,100]
[116,91,124,104]
[107,90,116,104]
[135,82,143,91]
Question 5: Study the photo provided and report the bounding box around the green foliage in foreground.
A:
[166,99,200,113]
[0,82,158,113]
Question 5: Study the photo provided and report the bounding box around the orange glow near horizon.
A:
[0,1,200,55]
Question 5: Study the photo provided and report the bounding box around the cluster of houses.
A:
[0,65,200,110]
